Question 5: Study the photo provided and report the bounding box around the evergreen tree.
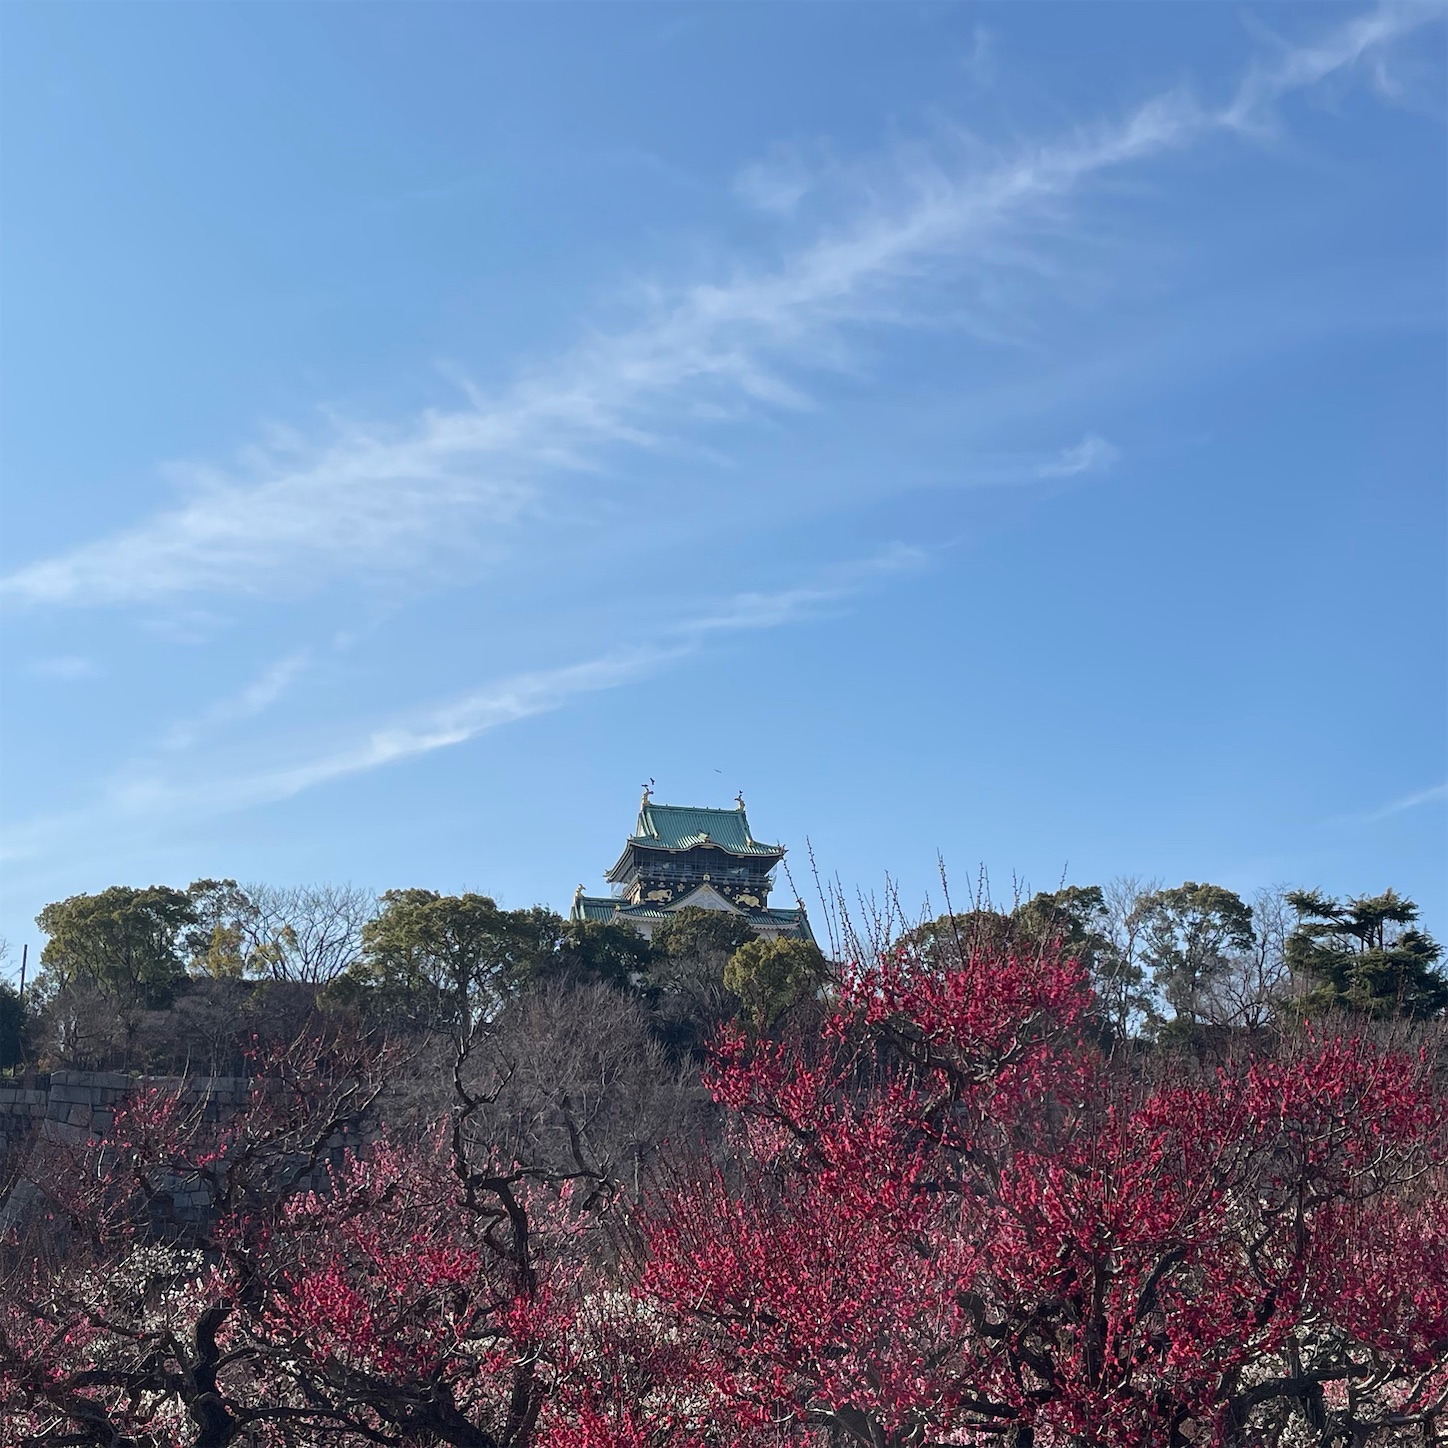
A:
[1286,888,1447,1019]
[1016,885,1153,1044]
[553,919,653,991]
[342,890,548,1029]
[1140,882,1255,1031]
[724,936,827,1030]
[36,885,196,1011]
[183,878,257,979]
[0,982,24,1070]
[648,907,756,962]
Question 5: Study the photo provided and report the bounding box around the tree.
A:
[35,885,196,1012]
[245,881,375,984]
[891,908,1016,972]
[1287,888,1447,1020]
[1012,884,1154,1041]
[5,924,1447,1447]
[183,878,256,979]
[1014,886,1111,968]
[644,908,758,1059]
[553,919,654,991]
[724,936,827,1030]
[0,1024,631,1448]
[1139,881,1255,1032]
[900,888,1156,1045]
[1198,884,1292,1032]
[342,889,543,1029]
[464,981,697,1195]
[0,981,23,1070]
[648,907,756,963]
[637,940,1448,1447]
[1095,876,1160,1041]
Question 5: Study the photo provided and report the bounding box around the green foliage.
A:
[0,982,25,1069]
[553,919,654,990]
[36,885,197,1011]
[1015,886,1111,971]
[340,890,556,1029]
[649,907,757,962]
[642,908,759,1060]
[183,878,256,979]
[509,905,569,973]
[1286,888,1447,1020]
[902,889,1161,1042]
[28,867,1442,1070]
[1140,882,1255,1028]
[1015,886,1152,1042]
[895,910,1016,970]
[724,936,827,1029]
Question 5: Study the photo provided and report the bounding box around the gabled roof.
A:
[571,893,814,942]
[627,802,784,859]
[668,883,740,914]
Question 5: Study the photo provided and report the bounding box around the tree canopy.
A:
[723,935,827,1029]
[0,982,23,1070]
[19,872,1445,1078]
[340,889,556,1028]
[649,906,758,962]
[1287,887,1447,1019]
[1139,881,1256,1031]
[35,885,197,1011]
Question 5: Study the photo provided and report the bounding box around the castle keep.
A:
[571,792,812,942]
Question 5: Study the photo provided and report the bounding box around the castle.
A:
[571,791,813,942]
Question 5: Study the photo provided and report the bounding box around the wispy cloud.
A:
[1360,781,1448,823]
[961,25,997,89]
[0,649,668,870]
[680,544,926,635]
[161,652,310,751]
[125,649,675,821]
[1,557,913,863]
[1035,434,1120,479]
[29,655,101,681]
[1223,3,1434,130]
[161,558,912,812]
[733,142,817,214]
[1,5,1429,614]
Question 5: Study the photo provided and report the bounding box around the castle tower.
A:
[571,790,812,942]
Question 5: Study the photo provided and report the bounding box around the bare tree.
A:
[457,982,702,1201]
[1099,876,1160,1040]
[1200,885,1293,1032]
[40,981,128,1070]
[244,883,374,985]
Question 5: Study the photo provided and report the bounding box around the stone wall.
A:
[0,1070,254,1233]
[0,1069,250,1144]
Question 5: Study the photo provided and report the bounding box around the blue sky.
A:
[2,2,1444,961]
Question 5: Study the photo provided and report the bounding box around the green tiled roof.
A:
[571,894,813,942]
[574,896,627,923]
[628,803,784,858]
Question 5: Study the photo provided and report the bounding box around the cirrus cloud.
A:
[1,4,1431,614]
